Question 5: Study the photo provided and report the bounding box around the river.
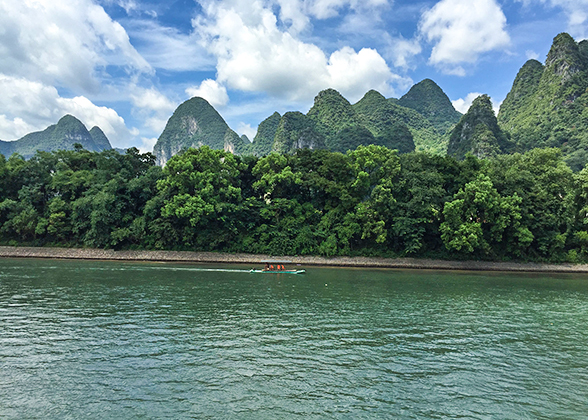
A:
[1,258,587,419]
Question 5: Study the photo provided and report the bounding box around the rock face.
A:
[0,115,112,159]
[544,32,585,83]
[89,126,112,151]
[448,95,512,159]
[398,78,462,135]
[272,112,326,153]
[498,32,588,170]
[153,97,248,166]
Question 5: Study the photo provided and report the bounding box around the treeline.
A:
[1,144,587,263]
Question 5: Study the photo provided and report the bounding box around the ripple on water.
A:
[1,260,588,419]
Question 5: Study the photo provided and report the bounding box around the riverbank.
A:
[1,245,588,273]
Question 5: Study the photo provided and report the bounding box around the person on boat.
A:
[264,263,270,271]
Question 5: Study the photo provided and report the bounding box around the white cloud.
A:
[144,117,171,134]
[225,0,391,35]
[526,50,540,60]
[452,92,501,115]
[327,47,406,101]
[129,86,177,139]
[186,79,230,108]
[0,75,133,147]
[131,88,177,113]
[452,92,483,114]
[0,0,151,94]
[0,116,39,142]
[237,122,257,140]
[387,36,422,69]
[139,137,158,154]
[419,0,510,73]
[125,20,215,71]
[194,0,405,102]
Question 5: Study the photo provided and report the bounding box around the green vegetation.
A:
[157,85,461,162]
[498,33,588,170]
[448,95,512,159]
[272,112,326,153]
[153,97,248,165]
[0,115,112,159]
[398,78,462,135]
[1,144,587,263]
[354,90,442,154]
[250,112,281,156]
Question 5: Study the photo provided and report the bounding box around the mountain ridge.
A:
[0,115,112,159]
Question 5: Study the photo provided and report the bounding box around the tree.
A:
[440,174,530,256]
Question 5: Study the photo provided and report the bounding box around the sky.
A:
[0,0,587,152]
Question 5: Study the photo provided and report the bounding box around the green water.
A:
[1,258,588,419]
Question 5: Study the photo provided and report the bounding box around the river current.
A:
[1,258,588,419]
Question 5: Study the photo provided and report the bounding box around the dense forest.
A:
[1,144,587,263]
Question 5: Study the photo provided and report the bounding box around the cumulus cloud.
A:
[131,88,177,113]
[452,92,483,114]
[194,0,405,102]
[139,137,159,154]
[419,0,510,73]
[233,0,391,34]
[387,36,422,69]
[0,0,151,94]
[236,122,257,140]
[452,92,501,115]
[0,75,133,147]
[186,79,230,108]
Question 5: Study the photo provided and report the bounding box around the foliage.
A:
[250,112,281,156]
[1,144,588,263]
[498,33,588,170]
[448,95,513,160]
[354,90,441,154]
[272,112,326,153]
[398,79,462,135]
[153,97,248,165]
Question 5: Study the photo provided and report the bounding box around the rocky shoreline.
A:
[1,246,588,273]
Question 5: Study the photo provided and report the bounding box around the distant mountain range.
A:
[153,78,460,165]
[449,32,588,169]
[0,115,112,159]
[4,32,588,170]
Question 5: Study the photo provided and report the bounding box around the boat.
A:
[250,260,306,274]
[249,269,306,274]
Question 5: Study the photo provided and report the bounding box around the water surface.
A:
[1,258,588,419]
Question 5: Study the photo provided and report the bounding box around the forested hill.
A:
[497,32,588,170]
[0,115,112,159]
[153,97,249,166]
[448,95,513,160]
[153,81,461,165]
[398,78,462,135]
[1,145,587,264]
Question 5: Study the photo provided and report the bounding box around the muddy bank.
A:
[1,246,588,273]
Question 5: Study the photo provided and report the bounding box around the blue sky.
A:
[0,0,586,151]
